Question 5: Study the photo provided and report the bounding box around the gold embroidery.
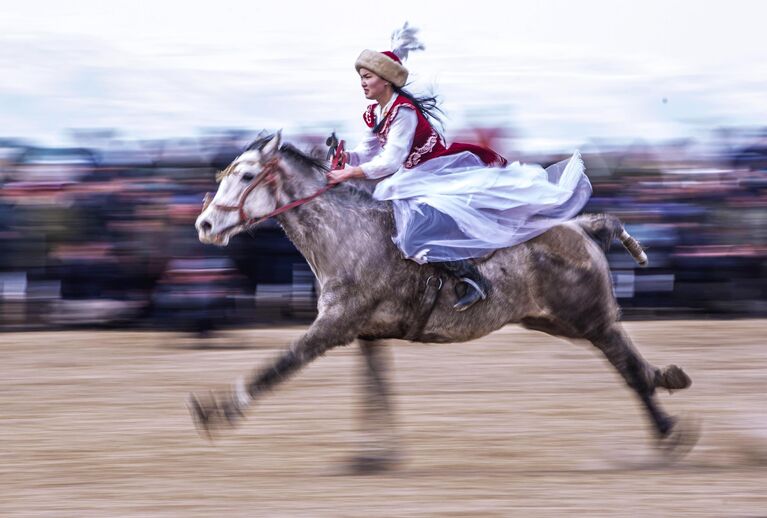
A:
[405,131,439,168]
[376,104,415,145]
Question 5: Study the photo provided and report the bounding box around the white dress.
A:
[347,94,592,263]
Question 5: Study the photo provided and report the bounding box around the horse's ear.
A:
[261,130,282,159]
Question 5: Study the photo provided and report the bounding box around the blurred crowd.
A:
[580,129,766,317]
[0,126,764,331]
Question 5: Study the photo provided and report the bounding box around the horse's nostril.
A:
[199,220,213,233]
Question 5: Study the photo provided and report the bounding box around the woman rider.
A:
[327,24,592,312]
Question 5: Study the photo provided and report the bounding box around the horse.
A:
[190,132,696,470]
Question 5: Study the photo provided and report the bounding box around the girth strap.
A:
[404,274,444,341]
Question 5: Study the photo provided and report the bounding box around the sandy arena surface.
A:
[1,320,766,517]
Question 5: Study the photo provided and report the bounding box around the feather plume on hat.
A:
[390,22,425,62]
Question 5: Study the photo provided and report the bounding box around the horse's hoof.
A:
[656,414,701,462]
[187,389,246,440]
[658,364,692,392]
[187,393,214,440]
[347,453,400,475]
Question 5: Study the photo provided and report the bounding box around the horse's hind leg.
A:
[352,339,399,473]
[587,324,691,438]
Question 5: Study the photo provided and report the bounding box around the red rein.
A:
[207,157,339,236]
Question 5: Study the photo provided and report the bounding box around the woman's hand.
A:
[327,166,364,184]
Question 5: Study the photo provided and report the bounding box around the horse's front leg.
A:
[189,298,368,437]
[351,339,400,473]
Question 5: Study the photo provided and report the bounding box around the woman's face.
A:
[359,68,389,100]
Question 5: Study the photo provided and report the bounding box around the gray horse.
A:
[191,132,695,469]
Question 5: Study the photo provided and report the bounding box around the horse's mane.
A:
[218,134,328,181]
[280,143,330,174]
[242,134,329,174]
[224,133,385,211]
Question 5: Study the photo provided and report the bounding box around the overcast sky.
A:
[2,0,766,151]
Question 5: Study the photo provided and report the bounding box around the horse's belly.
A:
[359,303,409,338]
[359,300,509,344]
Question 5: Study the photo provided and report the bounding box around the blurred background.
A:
[1,0,765,333]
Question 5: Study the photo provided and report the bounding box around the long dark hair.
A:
[372,86,445,135]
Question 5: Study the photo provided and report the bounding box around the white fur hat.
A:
[354,22,424,88]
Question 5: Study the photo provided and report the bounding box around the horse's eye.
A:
[241,173,255,182]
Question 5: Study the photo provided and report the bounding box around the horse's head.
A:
[196,132,283,246]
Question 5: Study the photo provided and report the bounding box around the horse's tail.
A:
[575,213,648,267]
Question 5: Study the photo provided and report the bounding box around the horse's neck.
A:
[275,181,386,281]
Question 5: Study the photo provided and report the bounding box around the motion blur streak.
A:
[0,129,764,329]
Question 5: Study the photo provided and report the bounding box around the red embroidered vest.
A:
[363,95,507,169]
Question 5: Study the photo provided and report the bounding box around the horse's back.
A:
[526,221,604,269]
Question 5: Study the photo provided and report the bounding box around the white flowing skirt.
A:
[372,150,592,263]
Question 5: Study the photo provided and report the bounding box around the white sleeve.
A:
[346,131,380,167]
[359,108,417,179]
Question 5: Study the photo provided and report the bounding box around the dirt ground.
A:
[1,320,766,517]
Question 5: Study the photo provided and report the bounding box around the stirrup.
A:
[453,277,487,312]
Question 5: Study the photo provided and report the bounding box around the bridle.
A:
[203,157,336,235]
